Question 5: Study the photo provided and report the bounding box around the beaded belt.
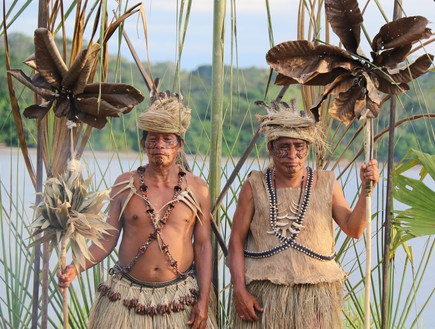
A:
[99,263,200,315]
[109,262,195,288]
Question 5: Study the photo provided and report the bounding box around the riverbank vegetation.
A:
[1,33,433,161]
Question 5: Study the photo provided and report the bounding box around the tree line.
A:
[1,32,433,161]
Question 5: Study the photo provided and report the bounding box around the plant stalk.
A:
[34,1,49,328]
[382,2,402,327]
[60,234,69,329]
[382,96,396,329]
[210,0,226,321]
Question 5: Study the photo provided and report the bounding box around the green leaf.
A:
[392,150,435,250]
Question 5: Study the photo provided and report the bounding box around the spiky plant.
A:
[29,159,114,270]
[28,157,115,329]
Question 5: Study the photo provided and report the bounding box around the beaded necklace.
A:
[269,168,310,243]
[244,167,336,261]
[118,165,190,277]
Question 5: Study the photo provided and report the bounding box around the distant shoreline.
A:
[1,146,427,173]
[0,146,257,164]
[0,145,137,158]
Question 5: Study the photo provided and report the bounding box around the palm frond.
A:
[392,150,435,252]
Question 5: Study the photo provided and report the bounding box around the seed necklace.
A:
[119,165,190,277]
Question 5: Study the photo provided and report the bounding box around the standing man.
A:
[58,92,217,329]
[228,100,379,329]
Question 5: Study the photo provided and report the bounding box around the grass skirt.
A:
[88,273,217,329]
[231,280,344,329]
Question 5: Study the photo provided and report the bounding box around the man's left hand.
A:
[187,300,208,329]
[361,159,380,191]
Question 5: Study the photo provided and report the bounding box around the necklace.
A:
[119,165,189,277]
[270,168,310,242]
[244,167,336,261]
[138,165,185,228]
[269,170,305,237]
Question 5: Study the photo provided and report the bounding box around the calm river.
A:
[1,147,434,328]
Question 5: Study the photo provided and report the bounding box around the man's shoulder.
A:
[247,169,264,182]
[114,170,136,183]
[110,171,137,195]
[315,168,334,175]
[186,171,208,189]
[314,169,336,184]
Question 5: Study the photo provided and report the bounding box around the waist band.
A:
[110,263,195,288]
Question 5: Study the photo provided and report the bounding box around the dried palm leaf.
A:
[371,16,432,53]
[8,28,144,129]
[266,0,433,125]
[386,54,434,84]
[33,27,68,88]
[266,41,357,84]
[325,0,363,54]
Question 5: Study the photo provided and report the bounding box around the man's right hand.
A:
[57,264,78,292]
[234,287,264,322]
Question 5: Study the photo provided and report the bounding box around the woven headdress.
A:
[255,99,325,145]
[138,90,191,137]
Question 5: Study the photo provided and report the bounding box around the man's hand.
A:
[234,287,263,322]
[360,159,380,192]
[187,299,208,329]
[57,264,78,292]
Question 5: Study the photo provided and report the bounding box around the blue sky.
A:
[3,0,435,70]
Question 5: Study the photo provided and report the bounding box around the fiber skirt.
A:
[88,272,217,329]
[231,280,344,329]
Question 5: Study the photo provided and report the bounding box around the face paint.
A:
[270,148,288,159]
[271,140,308,159]
[144,135,179,149]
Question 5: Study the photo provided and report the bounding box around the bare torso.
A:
[114,170,198,282]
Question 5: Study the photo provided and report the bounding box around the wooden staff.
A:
[59,121,78,329]
[363,116,374,329]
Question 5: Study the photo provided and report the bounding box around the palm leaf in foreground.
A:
[392,149,435,254]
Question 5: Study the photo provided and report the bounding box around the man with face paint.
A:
[58,92,217,329]
[228,100,379,329]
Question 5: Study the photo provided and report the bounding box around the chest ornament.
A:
[244,167,336,261]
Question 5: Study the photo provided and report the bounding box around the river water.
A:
[1,147,434,328]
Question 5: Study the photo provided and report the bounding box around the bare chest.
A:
[121,192,194,230]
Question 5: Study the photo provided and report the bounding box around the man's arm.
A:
[332,160,380,238]
[188,176,213,329]
[57,173,126,289]
[228,179,263,322]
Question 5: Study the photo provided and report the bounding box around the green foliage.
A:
[0,33,38,147]
[1,1,434,327]
[3,33,432,160]
[392,150,435,254]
